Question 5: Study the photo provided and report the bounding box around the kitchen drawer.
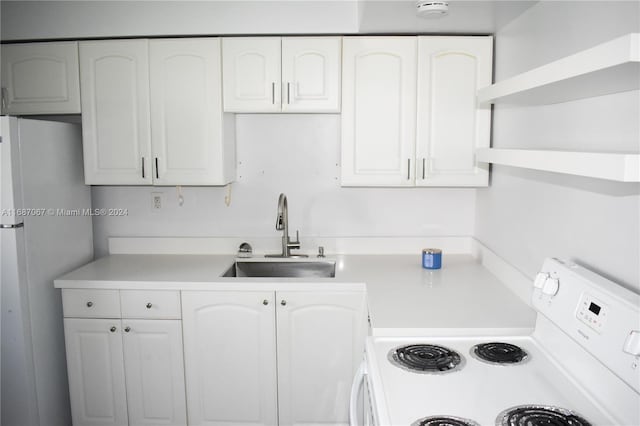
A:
[62,289,121,318]
[120,290,181,319]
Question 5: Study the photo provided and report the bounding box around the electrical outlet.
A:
[151,192,164,210]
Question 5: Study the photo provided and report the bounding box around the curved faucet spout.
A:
[276,193,288,232]
[266,193,307,258]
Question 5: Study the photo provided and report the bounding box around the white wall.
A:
[92,115,476,256]
[0,1,358,41]
[475,1,640,292]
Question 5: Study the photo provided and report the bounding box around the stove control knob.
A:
[542,277,560,296]
[623,331,640,357]
[534,272,549,289]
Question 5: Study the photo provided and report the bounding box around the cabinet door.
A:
[341,37,417,186]
[281,37,341,113]
[182,292,278,426]
[276,291,368,426]
[64,319,128,426]
[80,40,152,185]
[150,38,233,186]
[1,42,81,115]
[416,36,492,187]
[222,38,281,112]
[122,319,187,426]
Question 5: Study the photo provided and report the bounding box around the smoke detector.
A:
[416,1,449,18]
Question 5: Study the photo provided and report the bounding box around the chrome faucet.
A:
[266,193,307,258]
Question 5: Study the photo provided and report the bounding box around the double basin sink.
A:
[222,259,336,278]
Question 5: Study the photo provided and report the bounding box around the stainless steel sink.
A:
[222,260,336,278]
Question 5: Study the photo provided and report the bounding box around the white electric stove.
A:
[358,258,640,426]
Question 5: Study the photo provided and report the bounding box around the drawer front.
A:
[121,290,181,319]
[62,289,121,318]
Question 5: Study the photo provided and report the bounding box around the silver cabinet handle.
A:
[263,299,269,306]
[124,326,131,333]
[1,87,7,110]
[280,300,287,306]
[287,82,291,104]
[272,82,276,104]
[142,157,145,179]
[155,157,159,179]
[146,303,152,309]
[407,159,411,180]
[86,301,93,308]
[110,326,117,333]
[422,158,426,180]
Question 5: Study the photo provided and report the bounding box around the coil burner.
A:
[412,415,480,426]
[496,405,592,426]
[388,344,463,374]
[471,342,528,365]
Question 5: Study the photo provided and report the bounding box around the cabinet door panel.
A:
[222,38,281,112]
[122,320,187,426]
[416,37,492,187]
[276,292,368,426]
[80,40,152,185]
[281,37,341,112]
[341,37,417,186]
[1,42,81,115]
[150,38,230,185]
[64,319,128,426]
[182,292,278,426]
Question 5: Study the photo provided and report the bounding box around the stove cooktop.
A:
[366,336,614,426]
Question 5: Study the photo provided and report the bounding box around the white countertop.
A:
[55,253,537,336]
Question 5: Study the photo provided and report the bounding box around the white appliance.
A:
[355,258,640,426]
[1,116,93,426]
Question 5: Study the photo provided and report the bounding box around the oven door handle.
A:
[349,361,367,426]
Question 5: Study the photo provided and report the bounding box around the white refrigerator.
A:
[1,116,93,426]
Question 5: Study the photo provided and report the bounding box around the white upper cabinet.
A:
[223,37,341,113]
[341,36,493,187]
[281,37,341,112]
[80,40,152,185]
[416,36,492,187]
[80,38,234,186]
[341,37,418,186]
[223,38,282,112]
[1,42,81,115]
[150,38,235,185]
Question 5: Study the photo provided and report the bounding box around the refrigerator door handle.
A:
[1,223,24,229]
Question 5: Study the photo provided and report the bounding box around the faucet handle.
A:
[318,246,325,258]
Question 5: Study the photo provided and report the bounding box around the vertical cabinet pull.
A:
[141,157,145,179]
[1,87,7,110]
[287,82,291,104]
[407,159,411,180]
[155,157,159,179]
[422,158,426,179]
[272,82,276,104]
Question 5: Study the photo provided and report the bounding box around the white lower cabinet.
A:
[276,292,368,426]
[181,290,368,426]
[122,320,187,426]
[64,319,129,426]
[63,290,187,426]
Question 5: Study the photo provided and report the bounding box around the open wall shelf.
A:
[476,148,640,182]
[478,33,640,105]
